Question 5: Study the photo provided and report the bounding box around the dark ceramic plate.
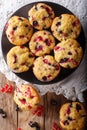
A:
[1,1,85,85]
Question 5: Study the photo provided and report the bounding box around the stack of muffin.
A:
[6,3,83,82]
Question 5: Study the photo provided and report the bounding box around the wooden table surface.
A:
[0,72,87,130]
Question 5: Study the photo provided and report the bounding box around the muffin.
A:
[51,14,81,41]
[14,84,40,110]
[54,39,83,69]
[5,16,33,45]
[59,102,87,130]
[7,46,35,73]
[29,30,55,56]
[33,55,61,82]
[28,3,55,30]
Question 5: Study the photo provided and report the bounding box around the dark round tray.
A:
[1,1,85,85]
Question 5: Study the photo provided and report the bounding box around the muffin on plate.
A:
[7,46,35,73]
[29,30,55,56]
[5,16,33,45]
[14,84,40,110]
[51,14,81,41]
[59,102,87,130]
[54,39,83,69]
[28,3,55,30]
[33,55,61,82]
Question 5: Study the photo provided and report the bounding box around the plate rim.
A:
[1,1,86,85]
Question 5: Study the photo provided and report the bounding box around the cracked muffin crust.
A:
[29,30,55,56]
[5,16,33,45]
[28,3,55,30]
[14,84,40,110]
[33,55,61,82]
[54,39,83,69]
[59,102,87,130]
[51,14,81,41]
[7,46,35,73]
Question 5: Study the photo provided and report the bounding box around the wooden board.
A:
[44,93,64,130]
[0,72,17,130]
[0,72,87,130]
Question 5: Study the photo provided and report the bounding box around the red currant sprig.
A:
[32,105,44,117]
[0,84,13,93]
[52,122,62,130]
[17,128,22,130]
